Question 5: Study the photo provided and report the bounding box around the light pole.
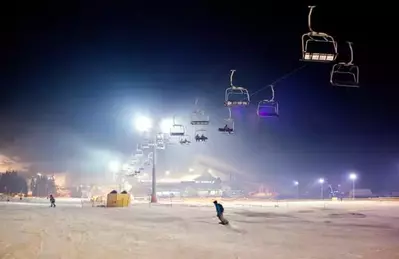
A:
[109,160,121,191]
[135,116,172,203]
[349,173,357,200]
[319,178,325,200]
[294,181,299,199]
[150,136,157,203]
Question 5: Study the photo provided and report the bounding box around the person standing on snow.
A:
[213,200,228,225]
[49,194,56,208]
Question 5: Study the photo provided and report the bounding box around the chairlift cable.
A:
[250,64,307,98]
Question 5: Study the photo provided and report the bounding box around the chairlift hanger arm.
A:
[308,6,316,33]
[229,69,246,90]
[269,85,275,102]
[347,41,354,65]
[230,69,237,89]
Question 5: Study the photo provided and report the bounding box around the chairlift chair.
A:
[218,119,234,134]
[135,145,144,157]
[224,88,250,107]
[218,108,234,134]
[135,151,144,157]
[170,124,185,136]
[122,164,129,171]
[330,41,359,87]
[156,133,164,140]
[194,129,208,142]
[257,100,279,117]
[191,111,210,125]
[301,6,338,62]
[179,135,191,145]
[156,142,165,150]
[257,85,279,117]
[130,158,139,165]
[162,133,171,143]
[224,70,250,107]
[141,141,150,149]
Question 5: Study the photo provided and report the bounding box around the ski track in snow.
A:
[0,199,399,259]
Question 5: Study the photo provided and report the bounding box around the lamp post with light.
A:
[349,173,357,200]
[319,178,325,200]
[294,181,299,199]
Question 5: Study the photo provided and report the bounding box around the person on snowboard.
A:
[213,200,228,225]
[49,194,56,208]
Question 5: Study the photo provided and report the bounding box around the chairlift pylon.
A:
[301,6,338,62]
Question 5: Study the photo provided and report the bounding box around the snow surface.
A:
[1,198,399,259]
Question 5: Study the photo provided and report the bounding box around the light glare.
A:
[349,173,357,180]
[135,116,153,132]
[108,160,120,173]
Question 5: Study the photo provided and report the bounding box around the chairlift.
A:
[257,85,279,117]
[224,70,250,107]
[257,101,279,117]
[191,111,210,125]
[194,129,208,142]
[218,108,234,134]
[135,150,144,157]
[122,164,129,171]
[130,158,139,165]
[156,133,163,140]
[135,145,144,157]
[141,140,150,149]
[330,42,359,87]
[170,117,186,136]
[156,142,165,150]
[179,135,191,145]
[190,98,210,125]
[301,6,338,62]
[126,172,137,177]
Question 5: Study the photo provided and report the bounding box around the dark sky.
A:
[2,2,398,190]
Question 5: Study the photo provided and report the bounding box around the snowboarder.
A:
[49,194,56,208]
[213,200,228,225]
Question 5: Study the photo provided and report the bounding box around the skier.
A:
[49,194,56,208]
[213,200,228,225]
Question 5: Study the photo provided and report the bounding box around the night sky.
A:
[2,2,398,190]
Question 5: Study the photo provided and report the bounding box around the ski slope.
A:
[0,199,398,259]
